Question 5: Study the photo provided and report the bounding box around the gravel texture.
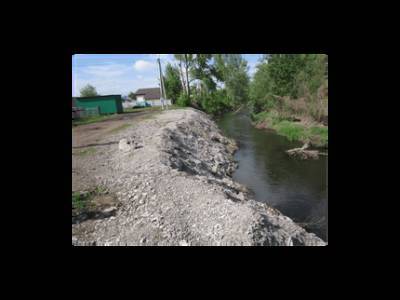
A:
[72,108,326,246]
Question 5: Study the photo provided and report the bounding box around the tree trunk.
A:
[184,54,190,99]
[178,62,187,95]
[286,143,319,160]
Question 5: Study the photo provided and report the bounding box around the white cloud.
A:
[133,60,156,71]
[82,63,131,77]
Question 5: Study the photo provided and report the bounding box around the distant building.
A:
[122,96,137,109]
[134,88,171,107]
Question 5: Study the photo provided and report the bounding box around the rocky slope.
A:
[72,108,326,246]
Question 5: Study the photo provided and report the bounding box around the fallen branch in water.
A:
[286,143,319,160]
[233,105,243,114]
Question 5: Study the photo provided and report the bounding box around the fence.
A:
[72,106,100,119]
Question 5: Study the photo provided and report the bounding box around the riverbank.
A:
[72,108,326,246]
[252,110,328,148]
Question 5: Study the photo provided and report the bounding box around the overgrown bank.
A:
[252,110,328,148]
[248,54,328,148]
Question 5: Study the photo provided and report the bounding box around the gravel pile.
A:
[72,108,326,246]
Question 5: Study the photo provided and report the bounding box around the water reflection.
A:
[217,112,328,241]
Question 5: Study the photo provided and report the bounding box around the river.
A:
[217,111,328,242]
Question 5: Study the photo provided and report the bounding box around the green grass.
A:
[72,186,107,214]
[309,126,328,146]
[73,147,96,156]
[107,123,132,134]
[72,114,115,126]
[274,121,307,142]
[253,111,328,147]
[123,106,162,113]
[72,191,91,212]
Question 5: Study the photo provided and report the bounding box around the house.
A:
[122,96,137,109]
[73,95,123,115]
[134,88,171,107]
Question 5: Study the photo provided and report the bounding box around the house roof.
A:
[135,88,160,100]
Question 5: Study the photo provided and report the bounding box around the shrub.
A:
[309,126,328,146]
[176,93,191,107]
[275,121,307,142]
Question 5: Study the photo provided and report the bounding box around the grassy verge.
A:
[107,123,132,134]
[72,191,93,214]
[72,186,109,216]
[73,147,96,156]
[252,111,328,148]
[123,106,163,113]
[72,114,116,126]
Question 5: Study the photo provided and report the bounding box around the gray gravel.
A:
[72,108,326,246]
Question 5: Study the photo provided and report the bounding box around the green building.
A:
[73,95,123,115]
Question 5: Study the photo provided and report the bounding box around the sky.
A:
[72,54,264,97]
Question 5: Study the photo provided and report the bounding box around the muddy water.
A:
[217,111,328,241]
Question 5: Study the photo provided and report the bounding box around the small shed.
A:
[73,95,123,115]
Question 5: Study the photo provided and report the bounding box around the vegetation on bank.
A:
[163,54,249,115]
[252,111,328,147]
[249,54,328,147]
[162,54,328,147]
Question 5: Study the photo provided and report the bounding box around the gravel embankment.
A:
[72,108,326,246]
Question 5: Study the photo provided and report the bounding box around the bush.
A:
[275,121,307,142]
[176,93,191,107]
[309,126,328,146]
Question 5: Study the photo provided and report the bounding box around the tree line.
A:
[78,54,328,122]
[164,54,327,121]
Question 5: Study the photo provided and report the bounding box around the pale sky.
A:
[72,54,264,97]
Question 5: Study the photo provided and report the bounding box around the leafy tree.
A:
[128,92,136,100]
[174,54,194,99]
[80,84,99,97]
[249,62,273,113]
[214,54,249,108]
[176,93,191,107]
[249,54,328,121]
[163,63,182,103]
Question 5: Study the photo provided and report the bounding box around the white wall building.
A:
[134,88,171,107]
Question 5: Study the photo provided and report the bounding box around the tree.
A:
[174,54,194,99]
[214,54,249,108]
[80,84,99,97]
[128,92,136,100]
[249,62,273,113]
[249,54,328,121]
[163,63,182,103]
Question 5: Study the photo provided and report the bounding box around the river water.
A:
[217,111,328,242]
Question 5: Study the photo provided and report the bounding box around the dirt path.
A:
[72,110,158,149]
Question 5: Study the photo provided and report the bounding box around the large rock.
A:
[118,139,131,152]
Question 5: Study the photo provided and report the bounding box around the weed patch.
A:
[74,147,96,156]
[108,123,132,134]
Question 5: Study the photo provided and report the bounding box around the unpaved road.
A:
[73,110,159,149]
[72,108,326,246]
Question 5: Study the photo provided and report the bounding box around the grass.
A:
[107,123,132,134]
[72,191,92,213]
[253,111,328,147]
[72,186,108,215]
[275,121,307,142]
[73,147,96,156]
[72,114,116,126]
[123,106,162,113]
